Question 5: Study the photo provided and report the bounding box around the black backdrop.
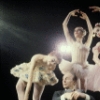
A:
[1,1,100,100]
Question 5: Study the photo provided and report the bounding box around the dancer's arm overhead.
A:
[80,11,93,47]
[89,6,100,12]
[62,9,79,45]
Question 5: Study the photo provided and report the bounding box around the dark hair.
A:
[48,50,62,63]
[68,71,77,81]
[65,71,78,81]
[73,73,77,82]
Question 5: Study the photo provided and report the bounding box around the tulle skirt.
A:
[10,62,59,86]
[87,64,100,92]
[59,59,88,78]
[59,59,100,92]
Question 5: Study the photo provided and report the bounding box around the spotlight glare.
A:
[57,43,71,54]
[66,45,71,53]
[59,45,67,52]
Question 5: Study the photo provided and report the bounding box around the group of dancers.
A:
[10,6,100,100]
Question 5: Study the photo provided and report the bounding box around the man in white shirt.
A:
[52,71,95,100]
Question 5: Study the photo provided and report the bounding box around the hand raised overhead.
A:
[89,6,100,12]
[69,9,80,17]
[79,11,88,20]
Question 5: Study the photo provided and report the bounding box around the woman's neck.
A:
[76,38,82,44]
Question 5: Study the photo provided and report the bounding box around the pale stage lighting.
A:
[57,43,71,54]
[66,45,71,53]
[59,45,67,52]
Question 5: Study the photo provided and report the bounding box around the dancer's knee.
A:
[16,80,26,91]
[32,95,40,100]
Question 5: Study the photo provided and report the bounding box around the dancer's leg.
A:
[32,83,45,100]
[16,79,27,100]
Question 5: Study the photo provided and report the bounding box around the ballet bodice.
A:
[71,42,90,66]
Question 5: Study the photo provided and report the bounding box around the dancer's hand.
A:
[79,11,88,20]
[89,6,100,12]
[69,9,79,17]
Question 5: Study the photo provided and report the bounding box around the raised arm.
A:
[80,11,93,47]
[89,6,100,12]
[62,9,79,45]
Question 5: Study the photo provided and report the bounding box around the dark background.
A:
[0,1,100,100]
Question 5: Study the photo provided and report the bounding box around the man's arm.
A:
[52,91,64,100]
[84,94,95,100]
[80,94,95,100]
[86,92,96,100]
[89,95,95,100]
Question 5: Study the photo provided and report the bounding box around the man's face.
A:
[62,72,75,89]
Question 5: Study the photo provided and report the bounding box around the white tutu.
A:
[59,59,88,78]
[59,59,72,74]
[87,64,100,91]
[71,63,88,79]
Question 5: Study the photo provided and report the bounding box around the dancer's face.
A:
[93,26,100,38]
[74,27,84,39]
[47,55,59,70]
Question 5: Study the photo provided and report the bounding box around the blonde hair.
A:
[95,23,100,27]
[48,50,62,62]
[93,22,100,37]
[75,27,86,37]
